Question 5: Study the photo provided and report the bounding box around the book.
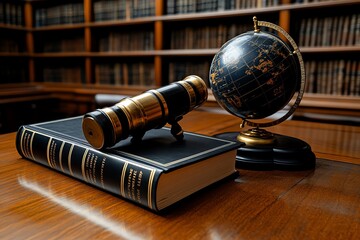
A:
[16,116,240,212]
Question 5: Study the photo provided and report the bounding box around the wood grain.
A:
[0,110,359,239]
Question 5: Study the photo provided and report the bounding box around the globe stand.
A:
[209,16,317,170]
[237,128,276,146]
[215,131,316,170]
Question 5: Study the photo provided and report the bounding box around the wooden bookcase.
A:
[0,0,359,122]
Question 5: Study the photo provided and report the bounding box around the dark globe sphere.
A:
[209,31,300,120]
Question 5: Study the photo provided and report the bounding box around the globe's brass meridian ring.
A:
[243,17,306,128]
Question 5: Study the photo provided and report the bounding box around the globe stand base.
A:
[237,128,276,146]
[214,132,316,171]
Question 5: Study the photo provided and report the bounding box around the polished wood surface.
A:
[1,110,359,239]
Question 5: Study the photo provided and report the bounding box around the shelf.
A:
[301,93,360,110]
[31,23,86,31]
[287,0,359,11]
[158,0,358,22]
[0,53,29,57]
[300,46,360,53]
[38,82,147,96]
[0,24,27,31]
[90,51,158,57]
[159,49,218,56]
[87,17,157,28]
[30,50,221,58]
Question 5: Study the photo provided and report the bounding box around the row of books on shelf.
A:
[305,60,360,96]
[94,61,209,86]
[0,2,22,26]
[41,37,84,53]
[0,63,26,84]
[293,0,337,3]
[95,62,155,86]
[43,67,85,84]
[299,14,360,47]
[98,31,154,51]
[171,23,251,49]
[168,61,210,85]
[167,0,280,14]
[0,38,22,53]
[94,0,155,21]
[34,3,84,27]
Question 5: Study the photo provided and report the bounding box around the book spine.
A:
[16,126,161,211]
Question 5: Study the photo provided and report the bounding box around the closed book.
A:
[16,116,240,212]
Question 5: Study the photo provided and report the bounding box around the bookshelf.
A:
[0,0,359,123]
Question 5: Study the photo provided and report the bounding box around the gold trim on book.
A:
[148,170,156,209]
[82,149,89,182]
[20,129,27,159]
[120,162,128,197]
[47,138,53,168]
[59,142,65,173]
[29,131,35,161]
[68,144,74,176]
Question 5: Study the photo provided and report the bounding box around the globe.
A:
[209,18,315,169]
[209,20,302,122]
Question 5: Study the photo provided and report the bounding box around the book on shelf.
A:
[0,60,26,84]
[169,61,210,86]
[170,23,250,49]
[305,59,359,96]
[166,0,279,15]
[93,0,155,21]
[42,36,84,52]
[95,62,154,86]
[0,37,20,52]
[299,14,360,47]
[98,30,154,51]
[34,3,84,27]
[42,66,85,84]
[0,2,23,26]
[16,116,240,212]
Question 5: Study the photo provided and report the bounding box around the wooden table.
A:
[1,110,359,239]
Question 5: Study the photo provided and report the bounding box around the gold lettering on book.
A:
[131,170,137,201]
[81,151,99,184]
[100,157,106,188]
[90,154,98,184]
[127,168,133,199]
[126,168,141,201]
[136,171,143,203]
[47,138,57,169]
[21,130,34,160]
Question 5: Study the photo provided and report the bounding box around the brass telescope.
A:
[82,75,208,149]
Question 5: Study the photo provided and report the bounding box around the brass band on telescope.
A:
[82,75,208,149]
[101,107,122,145]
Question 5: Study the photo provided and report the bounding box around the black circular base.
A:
[214,132,316,171]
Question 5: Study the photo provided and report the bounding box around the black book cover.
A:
[16,116,240,211]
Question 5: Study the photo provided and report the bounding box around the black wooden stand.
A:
[214,132,316,170]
